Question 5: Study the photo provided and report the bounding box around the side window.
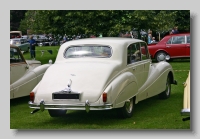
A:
[167,37,172,44]
[127,43,141,65]
[172,36,185,44]
[140,42,150,60]
[186,36,190,43]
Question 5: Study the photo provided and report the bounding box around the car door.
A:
[186,35,190,56]
[166,35,186,57]
[10,47,28,84]
[126,43,144,88]
[140,42,151,85]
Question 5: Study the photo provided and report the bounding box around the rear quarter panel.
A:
[10,64,51,99]
[97,71,138,108]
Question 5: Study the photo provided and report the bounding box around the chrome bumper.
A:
[28,100,113,113]
[181,108,190,116]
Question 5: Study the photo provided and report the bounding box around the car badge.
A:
[62,79,72,93]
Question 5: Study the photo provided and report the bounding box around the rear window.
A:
[64,45,112,58]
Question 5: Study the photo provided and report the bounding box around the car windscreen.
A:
[64,45,112,58]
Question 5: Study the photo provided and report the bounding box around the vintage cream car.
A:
[10,45,52,99]
[29,37,177,118]
[181,71,190,121]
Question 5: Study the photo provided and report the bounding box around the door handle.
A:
[166,46,171,48]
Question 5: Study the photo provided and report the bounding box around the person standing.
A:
[29,36,36,60]
[173,26,179,34]
[148,31,152,44]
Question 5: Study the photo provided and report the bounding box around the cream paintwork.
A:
[10,45,51,99]
[181,71,190,116]
[29,37,176,111]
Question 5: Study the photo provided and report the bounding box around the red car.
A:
[148,33,190,61]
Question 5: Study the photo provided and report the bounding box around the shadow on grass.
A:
[10,96,30,107]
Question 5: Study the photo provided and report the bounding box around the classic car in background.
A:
[10,31,22,39]
[148,33,190,62]
[31,35,51,46]
[29,37,177,118]
[10,45,52,99]
[10,38,30,53]
[181,71,190,121]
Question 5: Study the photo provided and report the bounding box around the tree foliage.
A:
[10,10,27,32]
[15,10,190,36]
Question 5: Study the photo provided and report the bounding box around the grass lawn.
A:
[10,46,190,129]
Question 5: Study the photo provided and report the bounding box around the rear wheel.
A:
[117,97,135,118]
[48,110,67,117]
[159,76,171,99]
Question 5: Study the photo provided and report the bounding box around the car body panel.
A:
[10,45,51,99]
[28,37,177,113]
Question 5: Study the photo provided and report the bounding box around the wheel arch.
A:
[104,71,138,108]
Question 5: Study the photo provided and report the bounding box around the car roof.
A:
[62,37,144,47]
[166,33,190,37]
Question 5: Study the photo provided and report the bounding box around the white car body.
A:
[10,45,52,99]
[29,37,177,118]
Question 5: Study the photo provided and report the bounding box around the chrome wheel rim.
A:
[125,98,133,113]
[165,78,170,96]
[157,53,166,61]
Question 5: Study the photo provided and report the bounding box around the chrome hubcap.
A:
[125,98,133,113]
[165,78,170,96]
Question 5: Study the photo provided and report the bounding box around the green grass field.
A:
[10,46,190,129]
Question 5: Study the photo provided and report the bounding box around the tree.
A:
[18,10,190,38]
[10,10,27,32]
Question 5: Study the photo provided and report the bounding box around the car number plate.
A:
[52,92,79,99]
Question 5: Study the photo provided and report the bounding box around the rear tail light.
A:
[102,92,107,102]
[30,92,35,103]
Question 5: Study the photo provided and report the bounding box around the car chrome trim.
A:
[28,101,113,111]
[181,108,190,116]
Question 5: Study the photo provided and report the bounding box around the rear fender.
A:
[31,64,51,82]
[99,72,138,108]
